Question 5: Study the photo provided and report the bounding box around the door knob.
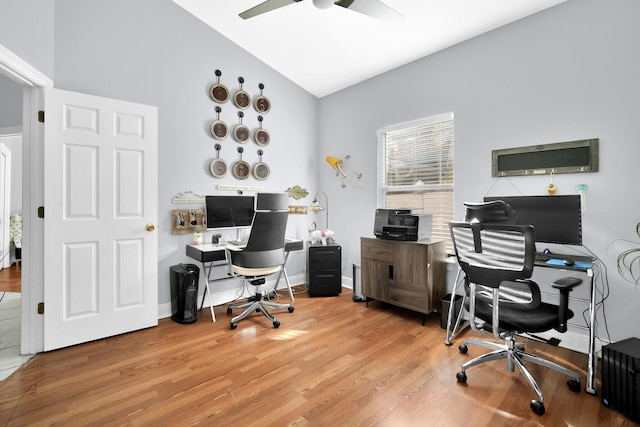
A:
[146,223,155,231]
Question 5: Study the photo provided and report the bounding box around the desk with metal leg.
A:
[186,238,303,322]
[445,256,599,395]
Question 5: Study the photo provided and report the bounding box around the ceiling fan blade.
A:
[335,0,402,20]
[239,0,302,20]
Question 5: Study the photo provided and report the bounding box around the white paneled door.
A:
[43,88,158,351]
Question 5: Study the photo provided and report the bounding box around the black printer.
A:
[374,209,432,241]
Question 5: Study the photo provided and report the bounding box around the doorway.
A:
[0,42,52,356]
[0,74,27,379]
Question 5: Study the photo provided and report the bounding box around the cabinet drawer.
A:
[361,238,393,263]
[308,245,341,271]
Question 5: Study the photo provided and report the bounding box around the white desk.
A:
[186,238,304,322]
[444,255,599,395]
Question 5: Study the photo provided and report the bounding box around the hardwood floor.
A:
[0,265,21,293]
[0,286,636,426]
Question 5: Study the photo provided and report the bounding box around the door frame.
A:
[0,142,10,270]
[0,43,53,354]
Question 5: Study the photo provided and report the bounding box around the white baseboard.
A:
[158,272,310,320]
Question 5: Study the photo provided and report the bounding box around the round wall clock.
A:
[232,147,250,180]
[233,111,250,143]
[254,115,270,146]
[209,70,229,104]
[253,83,271,113]
[252,149,270,180]
[210,106,228,140]
[233,77,251,109]
[209,143,227,178]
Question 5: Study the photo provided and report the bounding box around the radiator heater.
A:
[601,337,640,423]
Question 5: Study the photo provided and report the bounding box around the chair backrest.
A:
[449,221,535,289]
[255,192,289,212]
[464,200,517,224]
[229,210,288,269]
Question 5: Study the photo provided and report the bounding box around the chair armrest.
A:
[551,276,582,290]
[551,276,582,332]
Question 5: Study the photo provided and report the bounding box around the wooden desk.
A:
[186,238,304,322]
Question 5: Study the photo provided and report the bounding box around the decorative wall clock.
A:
[209,143,228,178]
[254,115,270,146]
[253,83,271,113]
[209,69,229,104]
[252,149,270,180]
[233,111,250,143]
[210,106,228,140]
[232,147,251,180]
[233,76,251,109]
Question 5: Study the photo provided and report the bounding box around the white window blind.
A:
[377,113,454,249]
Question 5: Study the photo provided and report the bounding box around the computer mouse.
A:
[563,259,575,266]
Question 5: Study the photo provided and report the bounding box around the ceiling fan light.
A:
[313,0,334,10]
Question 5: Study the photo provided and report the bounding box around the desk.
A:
[444,254,598,395]
[186,238,304,322]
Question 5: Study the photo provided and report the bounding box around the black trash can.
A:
[170,264,200,324]
[440,293,463,330]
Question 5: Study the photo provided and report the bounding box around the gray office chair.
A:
[449,201,583,416]
[226,206,293,329]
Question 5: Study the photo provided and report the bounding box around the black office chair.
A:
[225,208,293,329]
[449,201,583,416]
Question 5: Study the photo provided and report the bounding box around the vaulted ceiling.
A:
[173,0,566,98]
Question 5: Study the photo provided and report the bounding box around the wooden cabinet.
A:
[360,237,445,321]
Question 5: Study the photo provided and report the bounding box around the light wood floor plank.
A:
[0,287,637,426]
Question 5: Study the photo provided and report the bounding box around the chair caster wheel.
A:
[273,321,280,328]
[530,400,545,415]
[567,379,581,393]
[230,323,237,330]
[456,371,467,383]
[227,308,232,315]
[288,306,294,313]
[458,344,468,354]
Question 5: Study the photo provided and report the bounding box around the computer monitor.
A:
[483,195,582,245]
[205,195,255,230]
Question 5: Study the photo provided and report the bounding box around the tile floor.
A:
[0,292,33,381]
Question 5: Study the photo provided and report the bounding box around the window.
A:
[377,113,454,249]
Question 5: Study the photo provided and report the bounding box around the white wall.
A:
[318,0,640,343]
[0,0,54,80]
[0,74,23,127]
[51,0,319,306]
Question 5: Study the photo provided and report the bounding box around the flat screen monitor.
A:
[483,195,582,245]
[205,195,255,230]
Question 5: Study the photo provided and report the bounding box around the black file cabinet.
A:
[307,244,342,296]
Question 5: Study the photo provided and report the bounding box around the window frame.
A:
[376,112,454,249]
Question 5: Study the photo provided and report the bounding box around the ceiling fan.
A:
[239,0,402,21]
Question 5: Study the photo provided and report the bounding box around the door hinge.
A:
[38,206,44,218]
[38,110,45,123]
[37,302,44,314]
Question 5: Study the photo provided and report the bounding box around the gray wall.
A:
[2,0,639,342]
[0,0,55,80]
[51,0,319,306]
[318,0,640,342]
[0,74,23,127]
